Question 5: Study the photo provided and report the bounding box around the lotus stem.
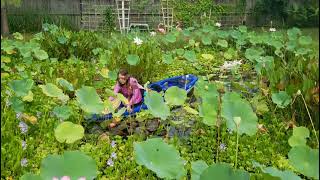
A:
[235,128,239,169]
[300,94,319,147]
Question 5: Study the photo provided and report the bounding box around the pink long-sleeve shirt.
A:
[109,77,144,107]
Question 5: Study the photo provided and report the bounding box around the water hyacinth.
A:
[20,158,28,167]
[227,128,233,134]
[269,27,276,32]
[133,37,143,45]
[220,60,242,70]
[107,158,114,167]
[18,121,28,134]
[215,22,222,27]
[5,99,11,107]
[21,140,27,150]
[111,152,117,159]
[219,143,227,151]
[111,140,116,148]
[36,111,42,118]
[16,112,22,119]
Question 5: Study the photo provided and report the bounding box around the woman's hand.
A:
[127,105,132,112]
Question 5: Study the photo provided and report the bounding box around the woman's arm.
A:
[109,83,121,101]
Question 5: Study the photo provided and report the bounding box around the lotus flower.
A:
[269,28,276,32]
[215,22,222,27]
[150,31,156,36]
[220,60,242,70]
[133,37,143,45]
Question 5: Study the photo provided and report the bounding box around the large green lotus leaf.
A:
[221,92,258,136]
[224,48,237,60]
[249,34,263,45]
[262,167,301,180]
[40,151,98,179]
[175,48,185,56]
[199,95,218,126]
[163,53,173,64]
[108,70,118,81]
[201,54,214,60]
[33,49,48,60]
[200,163,249,180]
[164,86,187,106]
[134,138,186,179]
[238,25,247,33]
[197,82,219,126]
[20,173,42,180]
[56,78,74,91]
[288,146,319,179]
[201,36,212,45]
[9,96,25,112]
[127,54,140,66]
[286,40,297,52]
[230,30,242,39]
[271,91,292,108]
[217,39,228,48]
[216,30,229,39]
[298,36,312,46]
[183,50,197,62]
[288,126,310,147]
[252,161,301,180]
[54,121,84,143]
[39,83,69,102]
[75,86,104,114]
[287,27,301,40]
[191,160,208,180]
[53,105,73,120]
[144,91,170,120]
[245,47,264,62]
[22,90,33,102]
[165,34,177,43]
[9,79,34,97]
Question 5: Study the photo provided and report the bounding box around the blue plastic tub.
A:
[88,74,198,122]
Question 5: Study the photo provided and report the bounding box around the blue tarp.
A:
[88,74,198,122]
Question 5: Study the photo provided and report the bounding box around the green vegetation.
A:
[1,23,319,179]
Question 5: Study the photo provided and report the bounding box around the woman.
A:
[109,69,144,113]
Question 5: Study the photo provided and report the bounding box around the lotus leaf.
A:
[54,121,84,143]
[134,138,186,179]
[127,54,140,65]
[75,86,104,114]
[56,78,74,91]
[9,79,34,97]
[221,92,258,136]
[53,105,73,120]
[288,146,319,179]
[217,39,228,48]
[33,49,48,60]
[200,163,250,180]
[144,91,170,120]
[191,160,208,180]
[40,151,98,179]
[271,91,292,108]
[183,50,197,62]
[164,86,187,106]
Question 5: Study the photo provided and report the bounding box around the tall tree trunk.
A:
[1,5,10,36]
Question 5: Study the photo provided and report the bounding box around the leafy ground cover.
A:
[1,24,319,180]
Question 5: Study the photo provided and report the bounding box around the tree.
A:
[1,0,21,36]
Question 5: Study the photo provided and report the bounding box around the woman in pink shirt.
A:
[109,69,144,113]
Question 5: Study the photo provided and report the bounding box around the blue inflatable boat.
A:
[89,74,198,122]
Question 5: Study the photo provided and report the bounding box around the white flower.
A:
[220,60,242,70]
[269,28,276,32]
[150,31,156,37]
[215,22,221,27]
[133,36,143,45]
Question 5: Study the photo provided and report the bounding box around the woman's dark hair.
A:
[117,68,130,86]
